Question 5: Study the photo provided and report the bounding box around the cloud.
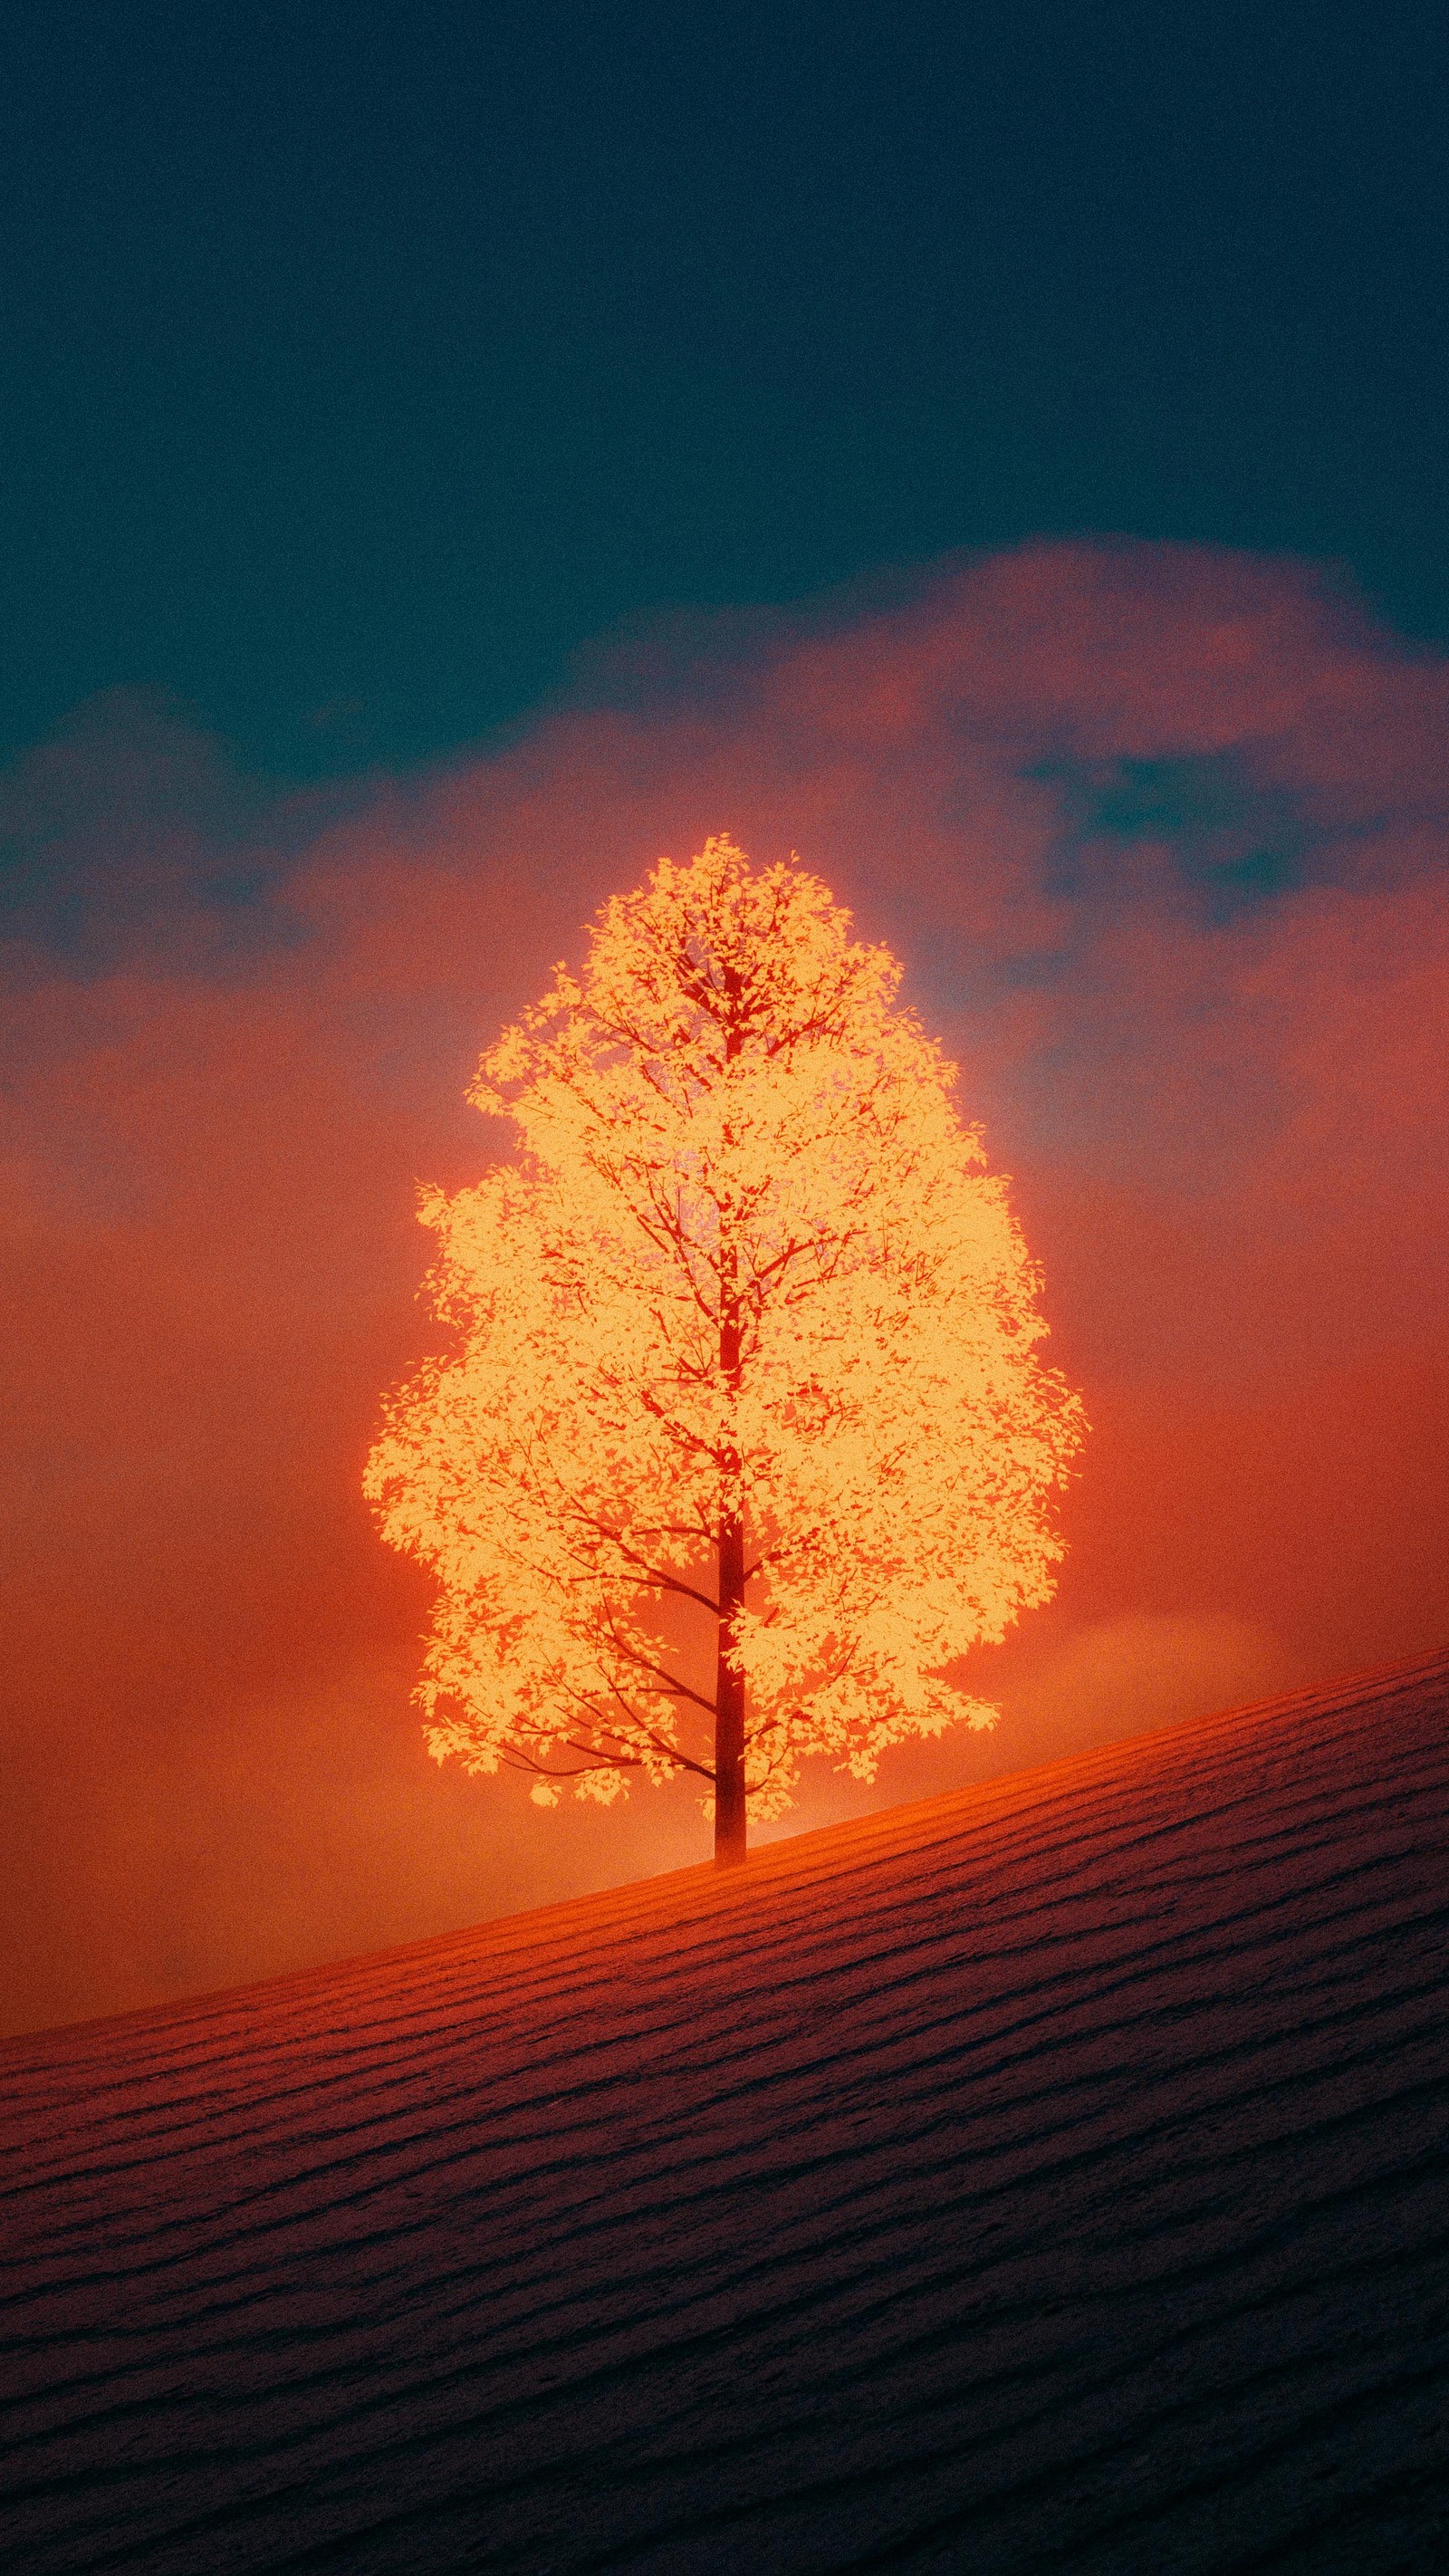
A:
[0,687,351,975]
[995,1613,1305,1767]
[3,541,1446,2032]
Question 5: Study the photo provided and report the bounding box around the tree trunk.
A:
[715,1504,747,1864]
[715,998,748,1866]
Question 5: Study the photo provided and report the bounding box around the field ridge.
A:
[3,1649,1447,2573]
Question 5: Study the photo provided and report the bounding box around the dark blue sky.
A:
[3,0,1445,778]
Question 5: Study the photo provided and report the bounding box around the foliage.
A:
[365,837,1084,1838]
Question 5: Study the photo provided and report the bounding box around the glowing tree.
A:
[366,837,1084,1862]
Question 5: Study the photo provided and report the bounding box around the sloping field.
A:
[3,1654,1448,2575]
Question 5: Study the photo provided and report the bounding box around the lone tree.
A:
[366,837,1084,1862]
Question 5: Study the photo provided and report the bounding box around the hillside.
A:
[3,1653,1448,2574]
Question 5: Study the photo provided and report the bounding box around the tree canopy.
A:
[365,837,1084,1860]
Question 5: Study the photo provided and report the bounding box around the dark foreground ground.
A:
[3,1656,1448,2575]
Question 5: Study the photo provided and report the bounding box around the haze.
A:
[3,542,1446,2034]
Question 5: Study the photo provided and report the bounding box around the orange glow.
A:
[365,838,1084,1855]
[5,542,1449,2033]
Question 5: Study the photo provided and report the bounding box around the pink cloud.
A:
[3,541,1445,2033]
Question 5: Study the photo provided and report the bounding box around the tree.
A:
[365,837,1084,1863]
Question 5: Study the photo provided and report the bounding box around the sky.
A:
[3,3,1447,2034]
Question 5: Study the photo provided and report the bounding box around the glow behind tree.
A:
[365,838,1085,1860]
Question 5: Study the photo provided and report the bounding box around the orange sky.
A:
[4,540,1446,2036]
